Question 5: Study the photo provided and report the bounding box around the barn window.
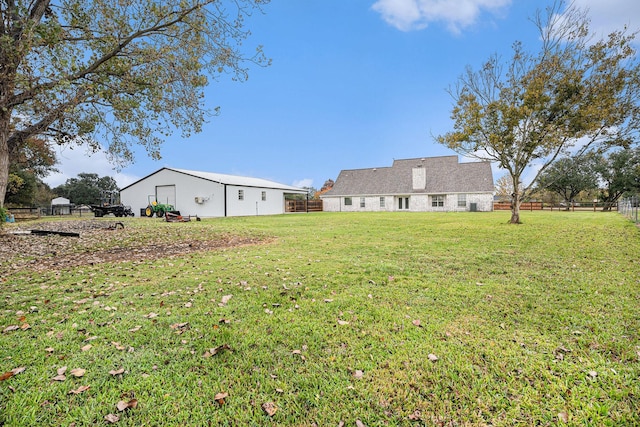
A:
[360,197,365,208]
[458,194,466,207]
[262,191,267,201]
[380,197,385,208]
[238,190,244,201]
[344,197,352,206]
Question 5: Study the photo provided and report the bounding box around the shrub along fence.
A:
[619,196,639,223]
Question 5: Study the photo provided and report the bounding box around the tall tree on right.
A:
[592,148,640,211]
[437,1,640,224]
[536,154,599,209]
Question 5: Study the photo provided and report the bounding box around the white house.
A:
[321,156,494,212]
[119,167,307,218]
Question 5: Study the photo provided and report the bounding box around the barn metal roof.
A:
[120,167,307,193]
[322,156,494,197]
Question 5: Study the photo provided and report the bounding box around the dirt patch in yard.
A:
[1,219,268,274]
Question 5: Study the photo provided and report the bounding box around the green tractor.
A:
[144,199,175,218]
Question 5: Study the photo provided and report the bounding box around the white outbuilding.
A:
[51,197,72,215]
[120,167,307,218]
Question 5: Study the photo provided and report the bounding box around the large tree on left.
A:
[0,0,269,207]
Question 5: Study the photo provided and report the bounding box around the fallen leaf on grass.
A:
[68,385,90,394]
[111,342,126,351]
[70,368,86,378]
[128,326,142,333]
[204,344,233,358]
[116,399,138,411]
[81,344,92,352]
[105,414,120,423]
[427,354,439,362]
[1,367,25,382]
[353,370,364,379]
[20,323,31,330]
[412,319,422,327]
[337,320,349,326]
[220,295,233,305]
[109,368,125,376]
[356,420,367,427]
[558,411,569,423]
[170,322,189,330]
[214,392,228,405]
[291,349,306,361]
[261,401,277,417]
[144,312,158,319]
[408,410,422,421]
[3,325,19,333]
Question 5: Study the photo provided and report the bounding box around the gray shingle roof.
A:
[322,156,494,196]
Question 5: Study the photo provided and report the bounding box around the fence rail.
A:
[493,202,619,212]
[618,196,639,223]
[285,200,323,213]
[5,207,41,221]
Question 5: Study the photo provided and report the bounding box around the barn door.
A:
[156,185,176,207]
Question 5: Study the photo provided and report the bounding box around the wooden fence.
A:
[494,202,618,211]
[6,207,41,221]
[493,202,543,211]
[285,200,323,213]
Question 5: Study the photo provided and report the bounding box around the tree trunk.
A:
[0,112,10,209]
[510,191,522,224]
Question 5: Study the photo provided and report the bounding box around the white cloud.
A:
[44,143,140,189]
[371,0,511,33]
[292,178,314,189]
[569,0,640,39]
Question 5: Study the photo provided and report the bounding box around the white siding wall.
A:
[321,193,494,212]
[322,197,341,212]
[225,185,286,217]
[120,169,292,217]
[120,169,226,217]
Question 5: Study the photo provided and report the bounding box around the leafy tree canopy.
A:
[592,147,640,210]
[53,172,118,205]
[536,154,599,207]
[0,0,270,207]
[436,0,640,223]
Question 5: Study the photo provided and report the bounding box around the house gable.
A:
[323,156,494,197]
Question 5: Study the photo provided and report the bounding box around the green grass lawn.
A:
[1,212,639,426]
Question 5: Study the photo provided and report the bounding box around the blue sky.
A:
[44,0,640,190]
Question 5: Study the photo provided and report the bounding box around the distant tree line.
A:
[496,147,640,210]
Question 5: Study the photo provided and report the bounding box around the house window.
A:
[458,194,466,208]
[344,197,352,206]
[238,190,244,201]
[398,197,410,210]
[262,191,267,201]
[360,197,365,208]
[431,195,445,207]
[380,197,385,208]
